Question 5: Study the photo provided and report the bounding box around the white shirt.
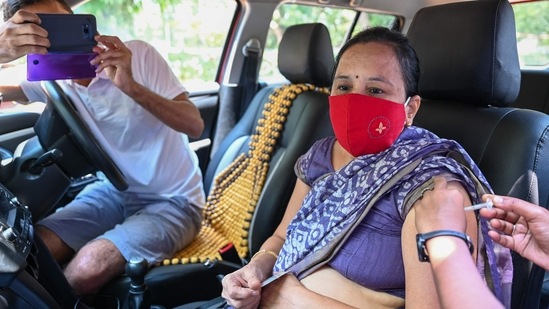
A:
[21,40,205,208]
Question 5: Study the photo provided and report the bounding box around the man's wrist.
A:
[118,79,142,97]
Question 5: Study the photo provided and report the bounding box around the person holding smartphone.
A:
[0,0,206,298]
[0,9,50,64]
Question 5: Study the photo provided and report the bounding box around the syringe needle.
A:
[464,199,493,212]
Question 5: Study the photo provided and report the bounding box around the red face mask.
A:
[329,93,408,157]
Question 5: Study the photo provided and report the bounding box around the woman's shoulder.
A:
[400,126,440,140]
[295,136,336,185]
[311,136,336,151]
[306,136,336,163]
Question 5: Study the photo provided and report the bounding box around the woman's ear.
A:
[405,95,421,126]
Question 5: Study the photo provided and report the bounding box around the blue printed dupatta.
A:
[273,126,513,306]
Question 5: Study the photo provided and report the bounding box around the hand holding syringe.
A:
[464,199,493,212]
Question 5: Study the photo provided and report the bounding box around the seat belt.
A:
[237,38,261,119]
[210,38,261,156]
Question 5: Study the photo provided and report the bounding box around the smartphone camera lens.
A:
[33,60,39,65]
[83,24,92,40]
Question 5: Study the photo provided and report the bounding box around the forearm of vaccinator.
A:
[426,236,503,309]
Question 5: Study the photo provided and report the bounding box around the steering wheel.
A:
[40,80,129,191]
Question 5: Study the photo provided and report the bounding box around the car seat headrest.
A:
[407,0,520,107]
[278,23,335,87]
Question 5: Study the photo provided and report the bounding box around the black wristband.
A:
[416,230,474,262]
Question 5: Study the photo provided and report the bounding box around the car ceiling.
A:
[67,0,542,22]
[67,0,544,34]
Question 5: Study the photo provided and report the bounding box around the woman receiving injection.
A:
[414,177,504,309]
[415,175,549,308]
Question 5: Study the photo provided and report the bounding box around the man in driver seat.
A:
[0,0,205,296]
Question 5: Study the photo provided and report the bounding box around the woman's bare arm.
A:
[403,180,477,309]
[221,179,311,309]
[410,177,502,309]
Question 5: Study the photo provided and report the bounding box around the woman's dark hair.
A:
[3,0,73,21]
[332,26,420,98]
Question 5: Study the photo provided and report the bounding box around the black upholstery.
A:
[276,23,334,87]
[408,1,549,308]
[203,22,334,193]
[511,49,549,309]
[102,23,335,308]
[203,23,335,254]
[512,69,549,114]
[542,272,549,308]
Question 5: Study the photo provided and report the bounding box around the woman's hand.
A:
[221,263,265,309]
[260,273,303,308]
[480,195,549,271]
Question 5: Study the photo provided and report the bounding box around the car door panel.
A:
[0,111,41,153]
[190,90,219,175]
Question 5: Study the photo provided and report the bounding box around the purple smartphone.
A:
[27,53,98,81]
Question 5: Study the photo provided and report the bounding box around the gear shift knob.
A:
[126,256,148,287]
[123,256,150,309]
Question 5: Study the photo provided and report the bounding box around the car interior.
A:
[1,0,549,308]
[408,1,549,308]
[513,70,549,114]
[99,21,336,308]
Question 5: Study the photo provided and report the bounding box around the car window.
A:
[258,3,400,84]
[0,0,236,112]
[512,1,549,68]
[74,0,237,92]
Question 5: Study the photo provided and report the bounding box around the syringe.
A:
[464,199,493,212]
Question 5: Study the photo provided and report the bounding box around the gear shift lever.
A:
[28,149,63,174]
[122,256,151,309]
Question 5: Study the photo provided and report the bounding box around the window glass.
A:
[513,1,549,68]
[74,0,237,92]
[0,0,235,112]
[349,13,401,38]
[259,4,399,83]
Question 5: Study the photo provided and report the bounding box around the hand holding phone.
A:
[37,13,97,53]
[26,14,99,81]
[27,53,98,81]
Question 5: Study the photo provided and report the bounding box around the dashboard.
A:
[0,183,33,275]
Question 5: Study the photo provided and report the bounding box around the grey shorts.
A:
[37,179,203,263]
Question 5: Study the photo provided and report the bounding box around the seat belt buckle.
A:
[218,243,242,265]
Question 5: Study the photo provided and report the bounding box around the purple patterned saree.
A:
[273,126,513,307]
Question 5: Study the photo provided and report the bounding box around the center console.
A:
[0,183,60,308]
[0,184,33,275]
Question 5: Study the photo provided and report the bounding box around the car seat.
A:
[512,70,549,114]
[101,23,335,308]
[407,1,549,308]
